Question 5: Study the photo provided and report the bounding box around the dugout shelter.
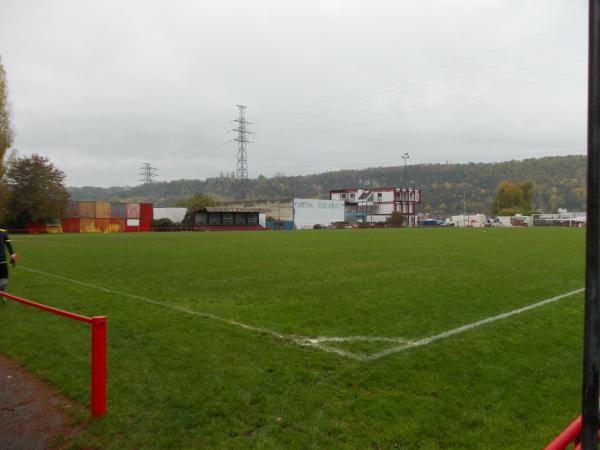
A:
[192,207,266,231]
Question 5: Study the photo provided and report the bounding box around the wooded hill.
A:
[69,155,586,215]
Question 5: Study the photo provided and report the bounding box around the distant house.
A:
[329,187,422,226]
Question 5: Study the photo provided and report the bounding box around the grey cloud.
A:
[0,0,587,186]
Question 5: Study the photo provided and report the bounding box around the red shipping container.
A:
[27,222,46,234]
[140,203,153,219]
[126,218,140,232]
[108,219,126,233]
[62,218,81,233]
[80,218,97,233]
[139,218,152,232]
[95,218,111,232]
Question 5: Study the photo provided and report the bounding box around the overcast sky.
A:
[0,0,587,187]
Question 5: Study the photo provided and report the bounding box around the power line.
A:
[231,105,253,185]
[138,162,158,184]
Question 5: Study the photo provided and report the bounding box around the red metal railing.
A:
[544,415,581,450]
[0,291,107,416]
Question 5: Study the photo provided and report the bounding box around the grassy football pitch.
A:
[0,228,586,449]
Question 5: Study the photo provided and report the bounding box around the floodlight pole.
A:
[582,0,600,447]
[401,152,410,182]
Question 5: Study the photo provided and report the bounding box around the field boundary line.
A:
[17,266,367,361]
[308,336,406,344]
[16,267,583,363]
[364,287,584,361]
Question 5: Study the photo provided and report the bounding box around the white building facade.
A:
[329,187,422,226]
[293,198,345,229]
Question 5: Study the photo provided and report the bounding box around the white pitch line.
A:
[16,266,583,363]
[364,287,585,361]
[19,266,288,339]
[311,343,368,360]
[309,336,407,344]
[17,266,367,360]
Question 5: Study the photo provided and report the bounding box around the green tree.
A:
[0,56,12,173]
[386,211,404,226]
[0,56,14,222]
[4,154,69,228]
[491,180,534,216]
[176,192,218,210]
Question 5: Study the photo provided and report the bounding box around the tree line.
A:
[70,155,586,215]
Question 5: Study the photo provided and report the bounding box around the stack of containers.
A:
[61,201,153,233]
[110,203,127,232]
[140,203,153,231]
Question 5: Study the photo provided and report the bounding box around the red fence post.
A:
[91,316,107,417]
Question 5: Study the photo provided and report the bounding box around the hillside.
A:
[68,155,587,215]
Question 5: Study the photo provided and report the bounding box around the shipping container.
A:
[62,218,80,233]
[66,201,80,218]
[126,203,140,219]
[126,218,140,232]
[140,203,153,219]
[111,203,127,218]
[108,218,126,233]
[27,222,47,234]
[95,202,111,219]
[139,218,152,232]
[79,201,96,218]
[46,224,62,234]
[95,218,111,232]
[80,218,97,232]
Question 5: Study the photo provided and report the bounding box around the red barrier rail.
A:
[0,291,107,417]
[544,415,581,450]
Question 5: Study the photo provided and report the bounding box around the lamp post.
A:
[401,153,410,183]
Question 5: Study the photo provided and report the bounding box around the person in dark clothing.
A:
[0,229,17,302]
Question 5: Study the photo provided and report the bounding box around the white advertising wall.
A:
[293,199,345,229]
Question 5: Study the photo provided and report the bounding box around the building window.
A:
[350,193,355,198]
[377,193,383,201]
[341,193,346,199]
